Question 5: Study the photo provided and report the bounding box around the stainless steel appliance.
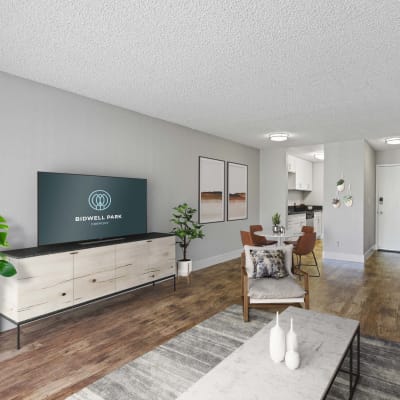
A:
[306,210,314,227]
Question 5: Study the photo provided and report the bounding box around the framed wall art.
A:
[198,156,225,223]
[227,162,248,221]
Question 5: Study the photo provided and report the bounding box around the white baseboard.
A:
[364,244,376,261]
[193,249,242,270]
[323,251,365,263]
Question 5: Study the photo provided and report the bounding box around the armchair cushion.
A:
[244,244,294,278]
[248,248,288,279]
[248,276,305,299]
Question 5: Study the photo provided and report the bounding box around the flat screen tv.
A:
[38,172,147,246]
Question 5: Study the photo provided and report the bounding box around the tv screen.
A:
[38,172,147,246]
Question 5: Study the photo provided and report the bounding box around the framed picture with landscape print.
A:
[227,162,248,221]
[199,156,225,223]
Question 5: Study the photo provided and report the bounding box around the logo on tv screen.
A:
[88,190,112,211]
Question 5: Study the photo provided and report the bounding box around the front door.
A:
[376,165,400,251]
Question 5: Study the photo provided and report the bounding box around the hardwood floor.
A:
[0,241,399,399]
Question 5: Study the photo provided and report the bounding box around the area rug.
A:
[67,305,400,400]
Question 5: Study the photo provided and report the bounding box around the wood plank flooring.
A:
[0,241,399,400]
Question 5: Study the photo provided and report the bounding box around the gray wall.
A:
[323,141,365,261]
[260,148,288,229]
[0,72,260,266]
[364,142,376,253]
[376,148,400,165]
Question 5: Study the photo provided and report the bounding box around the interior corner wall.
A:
[323,141,364,262]
[0,72,260,266]
[259,148,288,229]
[364,142,376,254]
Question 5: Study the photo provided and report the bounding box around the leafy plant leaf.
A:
[0,259,17,277]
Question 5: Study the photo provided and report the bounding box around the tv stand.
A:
[0,233,176,349]
[79,237,125,245]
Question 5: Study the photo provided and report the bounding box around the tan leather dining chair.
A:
[287,227,320,277]
[249,225,278,246]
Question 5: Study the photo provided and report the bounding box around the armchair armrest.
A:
[292,267,310,309]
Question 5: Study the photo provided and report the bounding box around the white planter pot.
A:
[177,260,192,277]
[337,183,345,192]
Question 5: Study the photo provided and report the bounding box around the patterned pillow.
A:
[248,249,288,279]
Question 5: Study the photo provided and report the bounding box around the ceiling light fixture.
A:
[314,153,324,160]
[268,132,289,142]
[384,137,400,145]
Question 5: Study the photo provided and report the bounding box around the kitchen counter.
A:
[288,205,323,215]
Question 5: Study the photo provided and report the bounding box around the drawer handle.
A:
[92,278,97,283]
[147,240,153,243]
[61,292,66,296]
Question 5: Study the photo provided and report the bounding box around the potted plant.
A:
[0,215,17,277]
[336,179,345,192]
[170,203,204,281]
[332,198,341,208]
[272,212,281,233]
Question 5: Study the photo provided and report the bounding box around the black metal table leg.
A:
[173,275,176,291]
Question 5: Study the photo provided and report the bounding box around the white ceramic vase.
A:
[269,312,286,363]
[286,318,298,352]
[285,350,300,370]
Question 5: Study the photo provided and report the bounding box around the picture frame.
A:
[198,156,225,223]
[227,162,248,221]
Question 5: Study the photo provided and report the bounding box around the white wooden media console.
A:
[0,233,176,348]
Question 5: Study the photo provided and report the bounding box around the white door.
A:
[376,165,400,251]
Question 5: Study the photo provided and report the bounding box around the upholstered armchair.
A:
[241,245,309,322]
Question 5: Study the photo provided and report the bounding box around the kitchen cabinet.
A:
[287,213,306,233]
[287,155,296,173]
[314,211,323,239]
[287,155,313,191]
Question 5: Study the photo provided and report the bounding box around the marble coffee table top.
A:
[177,306,359,400]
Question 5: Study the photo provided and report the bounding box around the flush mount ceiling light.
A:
[268,132,289,142]
[314,152,324,160]
[384,137,400,145]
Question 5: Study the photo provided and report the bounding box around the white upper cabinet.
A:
[287,155,296,173]
[287,155,313,191]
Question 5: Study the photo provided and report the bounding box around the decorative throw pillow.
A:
[244,244,293,278]
[248,249,288,279]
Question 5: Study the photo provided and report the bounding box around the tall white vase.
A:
[285,318,300,370]
[269,311,286,363]
[286,318,298,352]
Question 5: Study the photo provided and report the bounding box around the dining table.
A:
[254,230,303,246]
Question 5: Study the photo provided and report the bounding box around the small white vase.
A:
[269,312,286,363]
[286,318,298,352]
[285,350,300,370]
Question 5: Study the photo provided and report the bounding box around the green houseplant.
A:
[272,212,281,233]
[171,203,204,280]
[0,215,17,277]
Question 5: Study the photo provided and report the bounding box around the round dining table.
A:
[254,230,303,246]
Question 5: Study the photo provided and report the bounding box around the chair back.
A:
[294,231,316,256]
[249,225,268,246]
[240,231,254,246]
[301,226,314,233]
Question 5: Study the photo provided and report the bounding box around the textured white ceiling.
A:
[1,1,400,150]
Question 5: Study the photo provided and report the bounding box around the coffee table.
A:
[177,307,360,400]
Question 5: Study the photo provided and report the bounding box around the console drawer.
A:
[74,270,115,304]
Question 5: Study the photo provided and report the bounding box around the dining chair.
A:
[240,230,255,246]
[287,228,320,277]
[249,224,278,246]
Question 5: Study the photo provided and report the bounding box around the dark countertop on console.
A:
[288,205,323,215]
[1,232,174,259]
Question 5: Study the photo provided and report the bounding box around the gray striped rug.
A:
[68,305,400,400]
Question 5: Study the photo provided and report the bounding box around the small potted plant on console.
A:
[0,215,17,278]
[171,203,204,283]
